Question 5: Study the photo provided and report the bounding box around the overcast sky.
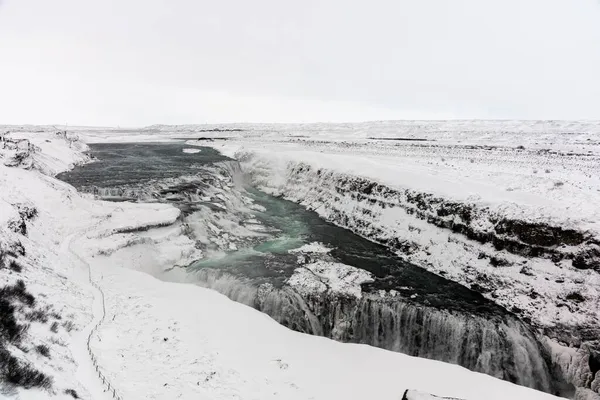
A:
[1,0,600,126]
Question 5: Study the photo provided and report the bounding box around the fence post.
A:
[83,253,124,400]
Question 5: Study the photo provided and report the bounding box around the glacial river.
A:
[58,142,561,395]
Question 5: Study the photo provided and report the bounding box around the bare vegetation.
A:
[0,281,53,390]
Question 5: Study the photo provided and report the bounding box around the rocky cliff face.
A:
[191,264,559,394]
[233,149,600,398]
[0,130,89,175]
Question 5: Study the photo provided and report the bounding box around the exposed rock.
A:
[573,246,600,272]
[566,292,586,303]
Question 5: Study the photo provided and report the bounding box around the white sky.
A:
[1,0,600,126]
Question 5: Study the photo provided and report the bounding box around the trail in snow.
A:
[61,233,118,400]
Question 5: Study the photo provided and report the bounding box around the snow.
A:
[287,260,374,298]
[289,242,333,254]
[82,259,559,400]
[182,148,202,154]
[403,390,463,400]
[0,127,574,399]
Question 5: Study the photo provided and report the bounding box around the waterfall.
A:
[190,268,556,393]
[59,143,570,396]
[76,160,245,204]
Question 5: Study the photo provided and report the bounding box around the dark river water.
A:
[57,142,561,394]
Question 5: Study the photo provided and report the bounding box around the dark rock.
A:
[589,349,600,376]
[490,256,511,267]
[470,283,492,293]
[566,292,585,303]
[572,247,600,272]
[520,266,535,276]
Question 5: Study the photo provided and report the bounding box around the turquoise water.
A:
[190,187,510,316]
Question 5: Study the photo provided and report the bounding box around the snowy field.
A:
[0,123,598,399]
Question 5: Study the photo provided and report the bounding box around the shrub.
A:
[0,280,35,307]
[26,309,48,323]
[35,344,50,358]
[62,320,75,332]
[0,281,36,343]
[0,346,53,390]
[64,389,79,399]
[49,322,59,333]
[18,206,38,220]
[0,282,53,391]
[49,311,62,320]
[14,242,25,257]
[0,298,28,342]
[0,244,24,271]
[49,336,66,346]
[8,260,22,273]
[13,242,25,257]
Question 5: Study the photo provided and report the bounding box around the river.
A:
[58,142,566,395]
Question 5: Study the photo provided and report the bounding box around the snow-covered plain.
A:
[1,126,579,399]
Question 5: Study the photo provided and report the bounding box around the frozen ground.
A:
[1,127,578,398]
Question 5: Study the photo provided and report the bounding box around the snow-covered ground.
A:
[55,120,600,396]
[1,127,579,398]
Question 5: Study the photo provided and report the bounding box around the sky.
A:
[1,0,600,126]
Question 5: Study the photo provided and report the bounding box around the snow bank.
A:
[182,148,202,154]
[287,260,374,298]
[84,258,561,400]
[1,129,90,176]
[289,242,333,254]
